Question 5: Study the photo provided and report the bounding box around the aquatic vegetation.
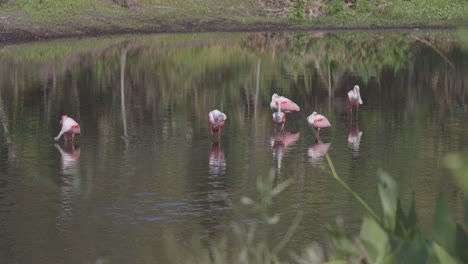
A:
[184,150,468,263]
[187,171,302,263]
[328,169,468,263]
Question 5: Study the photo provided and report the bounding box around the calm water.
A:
[0,31,467,263]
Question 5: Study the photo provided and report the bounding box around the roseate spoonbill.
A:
[208,109,227,135]
[272,101,286,133]
[54,115,81,141]
[347,85,363,115]
[270,94,300,113]
[307,112,331,136]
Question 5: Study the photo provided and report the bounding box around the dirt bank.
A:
[0,18,457,45]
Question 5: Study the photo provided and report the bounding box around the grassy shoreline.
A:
[0,0,466,44]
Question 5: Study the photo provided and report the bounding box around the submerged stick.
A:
[324,154,381,221]
[311,129,381,221]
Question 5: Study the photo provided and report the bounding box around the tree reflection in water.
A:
[0,30,466,263]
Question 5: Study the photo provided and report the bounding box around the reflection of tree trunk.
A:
[412,36,455,69]
[254,58,260,121]
[120,47,129,145]
[0,91,15,159]
[14,67,18,109]
[312,54,328,88]
[52,68,57,94]
[405,59,414,115]
[72,73,80,119]
[304,68,310,93]
[43,77,48,123]
[244,82,250,115]
[49,68,57,123]
[462,79,465,105]
[328,63,332,111]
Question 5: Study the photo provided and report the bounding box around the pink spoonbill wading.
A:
[208,109,227,136]
[54,115,81,141]
[270,93,300,113]
[307,112,331,137]
[347,85,363,115]
[272,101,286,133]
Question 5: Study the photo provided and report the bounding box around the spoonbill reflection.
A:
[308,139,331,164]
[54,141,81,232]
[208,140,228,203]
[348,120,363,153]
[208,140,226,177]
[54,115,81,141]
[272,101,286,133]
[307,112,331,137]
[270,131,300,171]
[54,142,81,176]
[208,109,227,136]
[347,85,363,115]
[270,94,300,113]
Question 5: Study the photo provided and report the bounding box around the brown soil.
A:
[0,19,457,45]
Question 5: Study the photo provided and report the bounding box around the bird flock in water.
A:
[54,85,363,144]
[208,85,363,138]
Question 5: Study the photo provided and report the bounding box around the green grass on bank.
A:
[0,0,467,41]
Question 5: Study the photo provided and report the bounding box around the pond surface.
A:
[0,31,467,263]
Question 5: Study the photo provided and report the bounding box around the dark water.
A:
[0,31,467,263]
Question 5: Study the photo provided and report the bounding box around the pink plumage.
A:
[307,112,331,128]
[348,85,363,115]
[54,115,81,141]
[307,112,331,137]
[208,109,227,135]
[270,94,300,113]
[272,100,286,133]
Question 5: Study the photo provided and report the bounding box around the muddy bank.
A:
[0,19,457,45]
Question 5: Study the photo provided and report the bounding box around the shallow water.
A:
[0,31,467,263]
